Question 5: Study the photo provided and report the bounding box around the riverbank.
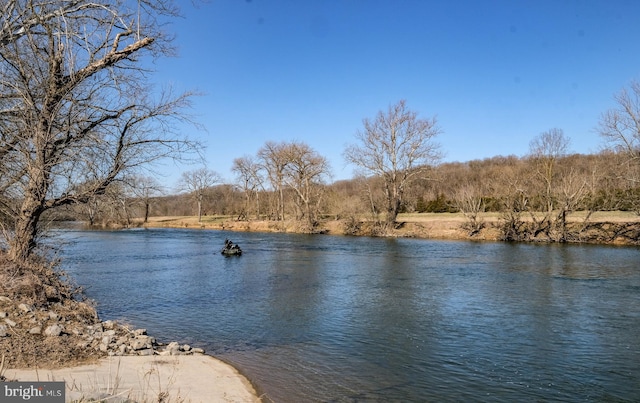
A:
[141,211,640,245]
[0,254,259,402]
[5,355,258,402]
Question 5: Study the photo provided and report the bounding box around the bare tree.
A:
[528,128,571,215]
[79,195,100,227]
[599,80,640,167]
[179,168,222,222]
[554,166,587,242]
[0,1,200,262]
[73,182,129,228]
[232,155,264,220]
[454,184,485,236]
[106,183,135,227]
[497,180,530,242]
[598,80,640,213]
[258,142,289,221]
[282,141,331,228]
[344,100,442,227]
[527,131,593,241]
[526,128,571,240]
[129,176,164,223]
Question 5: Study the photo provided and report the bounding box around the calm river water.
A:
[56,228,640,402]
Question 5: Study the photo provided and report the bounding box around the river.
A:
[55,228,640,402]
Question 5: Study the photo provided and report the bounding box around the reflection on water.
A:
[57,229,640,402]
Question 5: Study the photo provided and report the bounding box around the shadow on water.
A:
[56,228,640,402]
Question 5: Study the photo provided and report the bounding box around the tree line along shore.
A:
[53,148,640,247]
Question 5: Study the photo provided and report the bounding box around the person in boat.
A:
[222,239,241,254]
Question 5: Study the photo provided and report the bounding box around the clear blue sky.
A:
[151,0,640,186]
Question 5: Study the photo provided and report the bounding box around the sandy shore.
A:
[5,355,260,402]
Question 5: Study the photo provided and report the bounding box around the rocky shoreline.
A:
[0,246,263,402]
[0,254,209,379]
[0,296,206,377]
[0,303,204,359]
[0,291,260,402]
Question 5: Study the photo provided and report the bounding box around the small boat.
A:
[221,239,242,256]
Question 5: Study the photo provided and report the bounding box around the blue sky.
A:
[151,0,640,186]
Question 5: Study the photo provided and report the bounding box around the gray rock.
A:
[166,341,180,349]
[48,311,60,321]
[192,347,205,354]
[162,341,180,355]
[0,296,11,304]
[133,328,147,336]
[0,311,7,318]
[101,335,114,345]
[17,303,33,313]
[165,341,181,355]
[44,324,63,337]
[102,320,115,329]
[137,348,154,356]
[182,344,191,352]
[28,326,42,335]
[5,319,17,327]
[131,337,152,351]
[0,324,8,337]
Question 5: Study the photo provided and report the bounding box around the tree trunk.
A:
[559,209,568,243]
[306,199,314,228]
[120,199,131,227]
[385,180,401,227]
[8,200,43,263]
[279,186,285,221]
[386,199,400,227]
[255,192,261,220]
[8,160,49,262]
[144,202,150,223]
